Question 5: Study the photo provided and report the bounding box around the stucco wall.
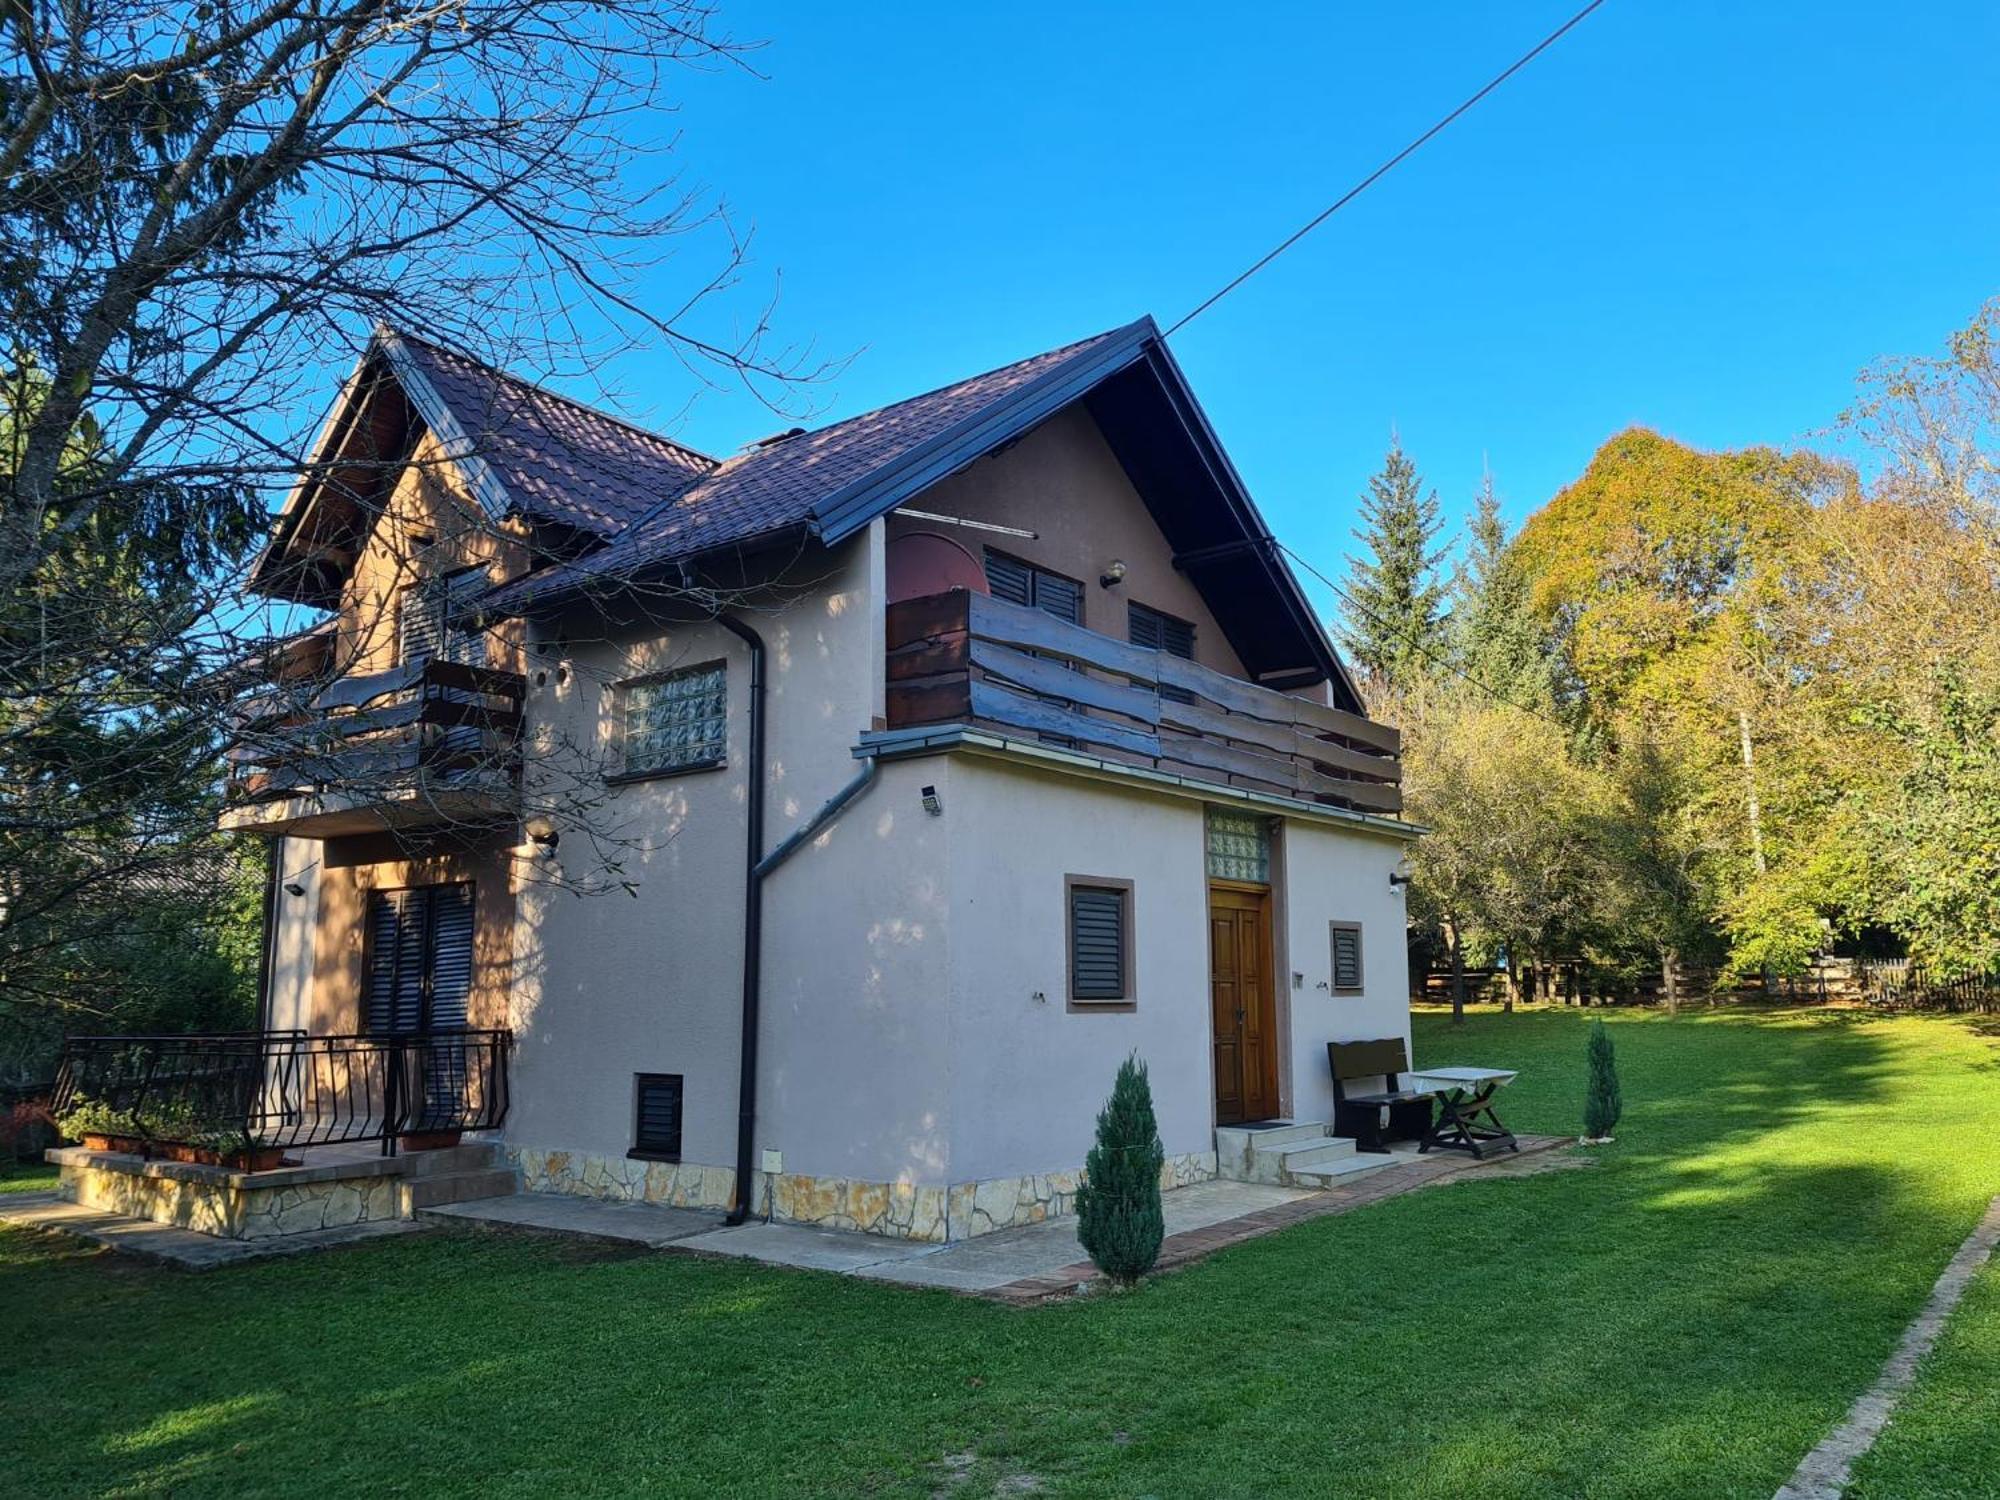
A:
[264,835,320,1033]
[502,527,930,1181]
[940,757,1218,1183]
[1274,819,1415,1124]
[884,405,1247,678]
[333,428,525,677]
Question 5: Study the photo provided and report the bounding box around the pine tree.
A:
[1583,1019,1622,1141]
[1074,1053,1166,1286]
[1452,471,1557,709]
[1343,440,1448,690]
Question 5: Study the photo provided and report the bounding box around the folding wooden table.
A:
[1408,1067,1520,1160]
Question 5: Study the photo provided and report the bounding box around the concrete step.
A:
[399,1167,518,1213]
[1272,1139,1358,1174]
[1282,1151,1400,1190]
[397,1142,504,1178]
[1216,1121,1329,1182]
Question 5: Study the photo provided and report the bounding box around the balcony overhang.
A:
[219,780,517,840]
[856,725,1422,842]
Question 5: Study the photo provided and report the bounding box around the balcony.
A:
[220,658,525,837]
[881,591,1401,816]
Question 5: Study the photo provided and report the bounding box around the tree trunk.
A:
[1662,947,1681,1016]
[1449,925,1467,1026]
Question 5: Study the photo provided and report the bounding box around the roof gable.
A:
[249,327,716,606]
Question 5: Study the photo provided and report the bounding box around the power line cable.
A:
[1165,0,1609,337]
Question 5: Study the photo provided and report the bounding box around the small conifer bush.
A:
[1584,1019,1622,1141]
[1075,1052,1166,1286]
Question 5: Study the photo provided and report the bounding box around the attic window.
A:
[1129,602,1195,703]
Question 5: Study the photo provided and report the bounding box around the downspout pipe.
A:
[718,613,882,1226]
[719,614,767,1226]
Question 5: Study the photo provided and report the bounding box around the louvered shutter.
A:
[365,891,407,1034]
[1130,603,1195,703]
[633,1074,683,1158]
[985,553,1082,624]
[427,885,474,1030]
[1070,885,1129,1001]
[366,884,475,1034]
[398,581,446,668]
[985,552,1032,607]
[1331,925,1364,991]
[1033,571,1082,624]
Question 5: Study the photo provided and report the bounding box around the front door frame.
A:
[1209,877,1280,1125]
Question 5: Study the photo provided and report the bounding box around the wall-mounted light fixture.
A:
[1099,559,1128,589]
[283,881,307,898]
[523,813,561,853]
[920,785,943,817]
[1389,872,1413,892]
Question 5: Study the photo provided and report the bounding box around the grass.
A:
[5,1005,2000,1498]
[0,1158,57,1194]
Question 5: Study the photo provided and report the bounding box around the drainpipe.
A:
[719,615,767,1226]
[718,613,883,1226]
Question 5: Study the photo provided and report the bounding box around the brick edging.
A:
[983,1134,1575,1306]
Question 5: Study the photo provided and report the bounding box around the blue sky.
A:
[589,1,1999,584]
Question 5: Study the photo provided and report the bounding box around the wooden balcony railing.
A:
[225,658,525,806]
[884,591,1401,815]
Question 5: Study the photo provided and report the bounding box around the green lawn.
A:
[5,1006,2000,1498]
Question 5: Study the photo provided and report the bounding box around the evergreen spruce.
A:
[1074,1053,1166,1286]
[1583,1019,1623,1141]
[1342,440,1449,690]
[1452,472,1558,709]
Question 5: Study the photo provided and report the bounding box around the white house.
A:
[217,316,1417,1242]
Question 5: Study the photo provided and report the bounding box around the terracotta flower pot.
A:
[81,1133,143,1155]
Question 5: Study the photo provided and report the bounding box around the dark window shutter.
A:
[1070,886,1128,1001]
[1332,925,1363,991]
[986,552,1032,607]
[1033,571,1082,625]
[366,884,476,1034]
[398,581,446,668]
[1130,603,1196,703]
[633,1074,683,1158]
[428,885,474,1030]
[986,552,1081,624]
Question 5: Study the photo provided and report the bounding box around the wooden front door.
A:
[1209,883,1279,1124]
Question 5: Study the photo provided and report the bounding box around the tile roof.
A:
[476,322,1143,614]
[390,333,717,537]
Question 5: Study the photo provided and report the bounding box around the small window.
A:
[1331,922,1364,993]
[985,551,1082,624]
[618,661,727,777]
[631,1073,683,1160]
[1130,602,1196,704]
[1068,877,1134,1005]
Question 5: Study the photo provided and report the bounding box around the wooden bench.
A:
[1327,1037,1433,1153]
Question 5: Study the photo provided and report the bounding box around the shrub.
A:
[1074,1053,1166,1286]
[1584,1019,1623,1141]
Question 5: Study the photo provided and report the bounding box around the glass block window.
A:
[621,662,727,775]
[1206,809,1272,883]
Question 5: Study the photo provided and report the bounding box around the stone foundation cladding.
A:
[509,1145,1217,1243]
[52,1148,403,1241]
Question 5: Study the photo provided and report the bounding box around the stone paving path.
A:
[0,1191,428,1269]
[4,1135,1576,1292]
[428,1134,1575,1300]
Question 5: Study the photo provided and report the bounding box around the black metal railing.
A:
[52,1029,511,1163]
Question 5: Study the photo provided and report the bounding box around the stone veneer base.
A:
[50,1147,405,1241]
[509,1145,1217,1243]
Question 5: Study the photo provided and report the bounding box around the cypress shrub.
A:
[1583,1019,1622,1141]
[1075,1052,1166,1286]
